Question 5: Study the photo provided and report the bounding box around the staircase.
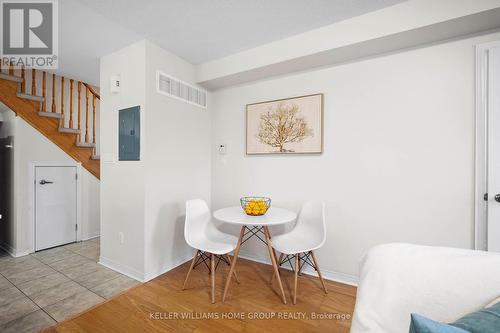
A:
[0,62,100,179]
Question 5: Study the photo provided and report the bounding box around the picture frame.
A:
[246,93,324,155]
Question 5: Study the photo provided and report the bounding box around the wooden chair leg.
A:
[270,253,284,284]
[182,249,199,290]
[226,254,240,284]
[294,253,299,304]
[211,253,215,303]
[310,251,328,294]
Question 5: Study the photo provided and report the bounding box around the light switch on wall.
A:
[219,144,226,155]
[110,75,121,94]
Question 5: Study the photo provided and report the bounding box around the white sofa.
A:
[350,243,500,333]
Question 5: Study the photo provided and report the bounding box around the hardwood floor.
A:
[44,257,356,333]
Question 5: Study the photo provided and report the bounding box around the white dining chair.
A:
[270,200,328,304]
[182,199,240,303]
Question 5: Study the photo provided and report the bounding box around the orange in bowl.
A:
[240,197,271,216]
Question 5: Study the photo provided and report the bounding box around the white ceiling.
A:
[59,0,404,84]
[77,0,405,64]
[58,0,142,85]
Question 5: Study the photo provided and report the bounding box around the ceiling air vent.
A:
[156,71,207,109]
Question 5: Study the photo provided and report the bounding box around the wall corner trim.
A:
[143,253,194,283]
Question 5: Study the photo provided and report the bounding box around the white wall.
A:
[99,41,147,279]
[98,32,500,283]
[143,41,211,280]
[99,40,211,281]
[0,109,100,256]
[211,31,500,282]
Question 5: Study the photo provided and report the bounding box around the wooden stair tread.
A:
[39,111,62,119]
[0,73,23,83]
[76,142,96,148]
[17,93,43,102]
[59,127,80,134]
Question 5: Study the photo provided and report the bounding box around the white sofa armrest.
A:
[350,243,500,333]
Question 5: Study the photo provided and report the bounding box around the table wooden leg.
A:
[269,253,283,284]
[272,247,280,269]
[264,226,287,304]
[222,226,245,302]
[226,254,240,283]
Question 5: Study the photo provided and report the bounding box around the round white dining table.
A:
[213,206,297,226]
[213,206,297,304]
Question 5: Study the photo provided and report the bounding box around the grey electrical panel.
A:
[119,106,140,161]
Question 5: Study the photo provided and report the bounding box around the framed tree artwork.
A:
[246,93,323,154]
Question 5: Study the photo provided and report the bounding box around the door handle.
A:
[39,180,54,185]
[495,194,500,203]
[4,144,12,149]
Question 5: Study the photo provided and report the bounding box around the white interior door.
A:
[35,166,77,251]
[488,46,500,252]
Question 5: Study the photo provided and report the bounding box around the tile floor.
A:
[0,238,140,332]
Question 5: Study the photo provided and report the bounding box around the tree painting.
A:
[246,94,323,155]
[257,103,313,153]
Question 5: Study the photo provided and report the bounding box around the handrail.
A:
[83,82,100,100]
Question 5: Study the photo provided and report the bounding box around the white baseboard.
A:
[0,242,31,258]
[81,233,100,241]
[100,251,358,287]
[99,256,145,282]
[100,253,194,283]
[238,250,358,287]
